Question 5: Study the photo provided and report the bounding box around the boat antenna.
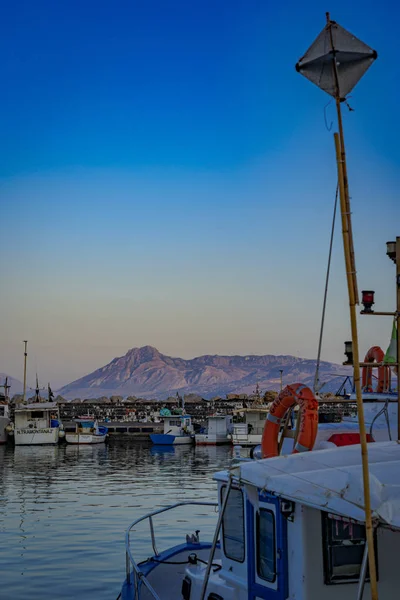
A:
[22,340,28,403]
[314,183,338,394]
[296,13,379,599]
[0,377,10,402]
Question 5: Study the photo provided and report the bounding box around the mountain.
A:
[57,346,350,400]
[0,373,24,396]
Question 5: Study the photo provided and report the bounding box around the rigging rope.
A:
[314,182,339,394]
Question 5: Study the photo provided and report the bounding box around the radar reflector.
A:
[296,20,377,100]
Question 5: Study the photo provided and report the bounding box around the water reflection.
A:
[0,440,232,600]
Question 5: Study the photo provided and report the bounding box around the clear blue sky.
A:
[1,0,399,388]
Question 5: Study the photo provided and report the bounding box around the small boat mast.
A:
[22,340,28,403]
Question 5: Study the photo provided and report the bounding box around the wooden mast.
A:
[327,13,378,598]
[22,340,28,403]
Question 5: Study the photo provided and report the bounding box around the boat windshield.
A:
[79,421,94,428]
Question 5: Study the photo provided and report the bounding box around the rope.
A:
[314,181,339,394]
[139,553,222,572]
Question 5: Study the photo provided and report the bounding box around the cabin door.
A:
[246,495,288,600]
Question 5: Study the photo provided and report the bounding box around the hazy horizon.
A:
[2,1,399,388]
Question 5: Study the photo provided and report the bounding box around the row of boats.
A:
[0,396,108,445]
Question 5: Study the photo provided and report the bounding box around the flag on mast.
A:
[384,320,397,365]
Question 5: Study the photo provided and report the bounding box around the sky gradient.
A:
[1,0,399,389]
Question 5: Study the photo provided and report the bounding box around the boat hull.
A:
[230,433,262,447]
[14,427,59,445]
[150,433,193,445]
[65,433,107,444]
[195,434,231,445]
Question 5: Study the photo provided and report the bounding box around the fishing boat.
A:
[12,401,63,445]
[8,342,65,445]
[121,441,400,600]
[150,414,194,445]
[65,417,108,444]
[0,379,11,444]
[230,407,270,447]
[195,415,233,445]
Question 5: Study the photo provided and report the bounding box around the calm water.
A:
[0,441,234,600]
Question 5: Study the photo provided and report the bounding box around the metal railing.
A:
[124,501,218,600]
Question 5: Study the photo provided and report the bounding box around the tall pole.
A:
[334,133,378,600]
[23,340,28,403]
[396,237,400,440]
[279,369,283,392]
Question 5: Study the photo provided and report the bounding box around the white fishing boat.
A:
[65,417,108,444]
[230,407,270,447]
[150,414,194,445]
[13,402,63,445]
[8,342,65,445]
[0,379,11,444]
[195,415,233,445]
[121,441,400,600]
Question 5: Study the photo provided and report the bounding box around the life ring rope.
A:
[261,383,319,459]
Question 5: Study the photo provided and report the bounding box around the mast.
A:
[22,340,28,403]
[296,15,379,599]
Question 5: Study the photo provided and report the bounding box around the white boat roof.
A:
[231,441,400,529]
[15,402,58,411]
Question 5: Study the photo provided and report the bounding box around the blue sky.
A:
[1,0,399,388]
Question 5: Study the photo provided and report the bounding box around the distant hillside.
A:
[57,346,350,400]
[0,373,24,396]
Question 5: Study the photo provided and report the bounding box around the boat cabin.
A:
[74,418,99,433]
[231,408,270,446]
[0,403,9,418]
[162,415,193,436]
[185,441,400,600]
[14,402,60,429]
[196,415,233,445]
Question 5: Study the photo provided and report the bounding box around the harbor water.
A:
[0,441,233,600]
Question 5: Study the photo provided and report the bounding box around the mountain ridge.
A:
[57,345,350,400]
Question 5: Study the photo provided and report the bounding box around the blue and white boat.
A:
[65,417,108,444]
[121,440,400,599]
[150,414,194,445]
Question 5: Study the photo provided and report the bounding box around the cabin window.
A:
[168,420,181,427]
[257,509,276,582]
[221,486,245,562]
[322,513,377,584]
[31,411,44,418]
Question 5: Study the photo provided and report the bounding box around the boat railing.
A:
[125,501,218,600]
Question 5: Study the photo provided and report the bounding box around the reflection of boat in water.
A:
[65,417,108,444]
[12,444,59,471]
[150,445,176,456]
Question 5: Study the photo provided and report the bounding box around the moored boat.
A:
[230,407,270,447]
[150,414,194,445]
[121,441,400,600]
[195,415,233,445]
[13,402,64,446]
[65,417,108,444]
[0,379,11,444]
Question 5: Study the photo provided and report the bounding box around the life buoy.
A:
[261,383,319,459]
[361,346,390,393]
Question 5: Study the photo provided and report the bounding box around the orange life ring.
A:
[261,383,319,459]
[361,346,390,393]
